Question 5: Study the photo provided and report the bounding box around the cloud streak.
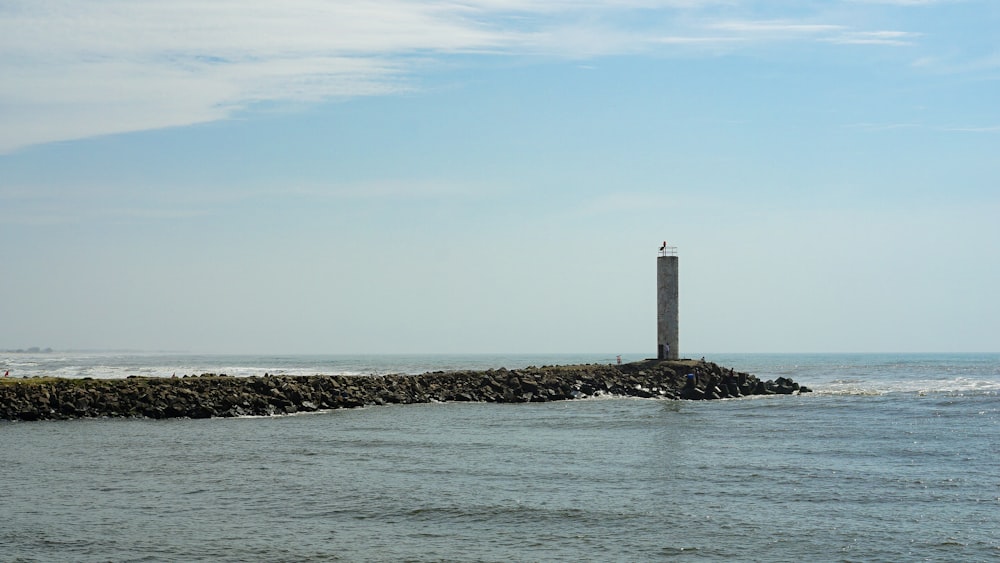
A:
[825,31,918,46]
[845,122,1000,133]
[0,1,932,152]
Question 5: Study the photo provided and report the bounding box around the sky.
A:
[1,0,998,355]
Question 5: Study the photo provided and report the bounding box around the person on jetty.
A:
[679,372,698,400]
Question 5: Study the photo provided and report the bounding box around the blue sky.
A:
[1,0,998,354]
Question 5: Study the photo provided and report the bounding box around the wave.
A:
[814,376,1000,397]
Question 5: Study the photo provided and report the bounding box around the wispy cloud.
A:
[278,179,484,201]
[910,51,1000,75]
[0,1,933,152]
[0,176,489,226]
[844,0,952,5]
[824,30,919,46]
[845,122,1000,133]
[709,20,844,34]
[941,125,1000,133]
[0,1,517,152]
[844,122,923,131]
[705,20,918,46]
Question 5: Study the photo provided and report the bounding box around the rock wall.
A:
[0,360,810,421]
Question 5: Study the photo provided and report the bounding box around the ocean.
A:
[1,353,997,562]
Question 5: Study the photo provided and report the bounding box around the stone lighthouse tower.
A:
[657,243,679,360]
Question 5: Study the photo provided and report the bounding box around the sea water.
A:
[1,353,997,562]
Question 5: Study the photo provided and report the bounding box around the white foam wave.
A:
[813,376,1000,397]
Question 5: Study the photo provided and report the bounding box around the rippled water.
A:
[1,354,998,562]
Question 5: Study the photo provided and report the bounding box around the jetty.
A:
[0,359,809,421]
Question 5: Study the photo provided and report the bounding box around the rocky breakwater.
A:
[0,359,810,421]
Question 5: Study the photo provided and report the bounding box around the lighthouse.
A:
[657,243,678,360]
